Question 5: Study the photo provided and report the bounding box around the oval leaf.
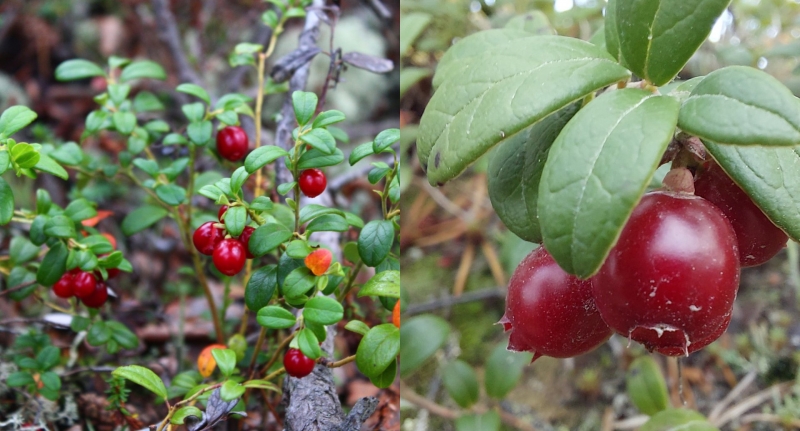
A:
[484,342,532,399]
[679,66,800,147]
[121,205,169,236]
[442,360,479,408]
[303,296,344,325]
[356,323,400,378]
[418,35,630,185]
[112,365,168,399]
[358,270,399,298]
[627,355,669,415]
[55,59,105,81]
[357,220,394,267]
[245,146,289,173]
[245,264,278,311]
[0,177,13,225]
[256,306,297,329]
[539,89,679,277]
[249,223,292,257]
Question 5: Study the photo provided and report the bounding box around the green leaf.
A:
[230,167,250,194]
[349,142,375,165]
[107,83,131,105]
[640,409,719,431]
[312,110,346,128]
[0,106,38,138]
[285,240,312,259]
[399,315,449,376]
[400,12,432,55]
[356,323,400,378]
[627,355,669,416]
[297,327,322,360]
[539,89,679,277]
[256,305,296,329]
[250,196,273,212]
[249,223,292,257]
[54,59,105,81]
[10,142,40,169]
[418,35,630,185]
[121,205,169,236]
[0,150,9,174]
[442,360,479,408]
[484,343,531,399]
[300,128,335,154]
[133,91,165,112]
[243,379,280,391]
[0,178,12,225]
[40,371,61,391]
[176,83,211,104]
[277,182,295,195]
[488,103,579,243]
[223,206,246,237]
[132,158,159,176]
[217,111,239,125]
[107,321,139,349]
[36,346,60,370]
[455,412,501,431]
[679,66,800,147]
[113,365,168,399]
[44,215,76,238]
[64,198,97,222]
[234,43,264,54]
[369,358,396,389]
[297,148,344,169]
[87,321,112,346]
[298,204,343,224]
[9,237,40,264]
[211,348,237,377]
[39,242,68,286]
[182,102,205,122]
[358,270,399,298]
[358,220,394,267]
[614,0,730,86]
[112,112,137,135]
[605,0,622,60]
[187,121,212,145]
[702,141,800,242]
[120,60,166,82]
[245,264,278,312]
[306,214,348,233]
[303,297,344,325]
[504,11,555,35]
[170,406,203,424]
[244,145,288,173]
[34,153,68,180]
[282,267,316,298]
[373,128,400,153]
[292,91,318,126]
[7,371,34,387]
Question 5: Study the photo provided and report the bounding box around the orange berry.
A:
[101,233,117,250]
[392,300,400,328]
[305,248,332,276]
[197,343,227,378]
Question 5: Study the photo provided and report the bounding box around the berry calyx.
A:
[305,248,332,276]
[53,274,74,298]
[218,205,228,222]
[502,247,612,360]
[212,239,246,276]
[193,221,224,256]
[592,191,740,356]
[72,271,98,298]
[216,126,248,161]
[694,162,788,267]
[80,282,108,308]
[239,226,256,259]
[283,348,316,378]
[298,169,327,198]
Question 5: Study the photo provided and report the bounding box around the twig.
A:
[150,0,203,86]
[60,366,116,377]
[712,381,793,428]
[707,370,757,422]
[0,280,37,297]
[740,413,800,428]
[399,387,458,420]
[405,287,506,315]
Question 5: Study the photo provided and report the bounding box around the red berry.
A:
[81,282,108,308]
[694,162,788,267]
[592,191,740,356]
[212,239,246,276]
[298,169,327,198]
[107,268,121,279]
[216,126,248,161]
[72,271,98,299]
[239,226,256,259]
[53,274,74,298]
[501,247,612,360]
[218,205,228,222]
[193,221,224,256]
[283,348,316,378]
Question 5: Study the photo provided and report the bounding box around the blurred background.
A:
[399,0,800,430]
[0,0,399,428]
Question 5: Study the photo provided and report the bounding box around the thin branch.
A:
[151,0,203,86]
[712,381,793,428]
[0,280,37,297]
[405,286,506,315]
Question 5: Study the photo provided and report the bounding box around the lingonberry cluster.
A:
[52,269,109,308]
[503,164,787,359]
[192,205,254,276]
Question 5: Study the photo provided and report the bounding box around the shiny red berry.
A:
[298,169,327,198]
[81,282,108,308]
[72,271,98,299]
[592,191,740,356]
[239,226,256,259]
[501,247,612,361]
[193,221,225,256]
[218,205,228,222]
[213,239,246,276]
[216,126,248,161]
[53,274,74,298]
[283,348,316,378]
[694,162,787,267]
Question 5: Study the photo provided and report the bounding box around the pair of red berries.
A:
[53,269,108,308]
[503,164,787,359]
[283,348,316,378]
[192,206,254,276]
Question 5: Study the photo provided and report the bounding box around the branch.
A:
[0,280,37,297]
[150,0,203,86]
[405,286,506,315]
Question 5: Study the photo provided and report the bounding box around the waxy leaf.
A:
[679,66,800,147]
[55,59,105,81]
[442,360,479,408]
[0,106,38,139]
[356,323,400,378]
[245,264,278,311]
[112,365,168,399]
[358,270,399,298]
[418,35,630,185]
[0,177,13,225]
[614,0,731,86]
[256,306,296,329]
[539,89,679,278]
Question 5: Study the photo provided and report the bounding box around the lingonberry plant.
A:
[417,0,798,425]
[1,0,399,427]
